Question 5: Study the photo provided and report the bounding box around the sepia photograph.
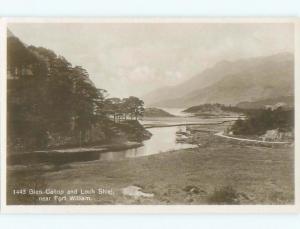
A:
[1,18,297,211]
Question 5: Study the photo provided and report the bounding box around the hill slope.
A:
[143,108,175,117]
[236,96,294,110]
[143,53,294,108]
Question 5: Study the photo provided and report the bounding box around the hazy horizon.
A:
[8,23,294,98]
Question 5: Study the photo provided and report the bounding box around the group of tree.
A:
[7,35,145,149]
[104,97,144,123]
[230,107,294,136]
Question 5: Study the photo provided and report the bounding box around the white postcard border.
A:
[1,17,299,214]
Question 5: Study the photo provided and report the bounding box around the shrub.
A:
[207,186,239,204]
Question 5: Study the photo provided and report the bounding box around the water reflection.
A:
[99,126,197,161]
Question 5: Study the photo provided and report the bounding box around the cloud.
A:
[127,66,156,83]
[165,70,184,85]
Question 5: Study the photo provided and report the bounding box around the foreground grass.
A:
[7,130,294,205]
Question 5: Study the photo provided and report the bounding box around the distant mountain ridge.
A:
[236,96,294,110]
[143,53,294,108]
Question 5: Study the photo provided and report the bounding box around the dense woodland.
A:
[230,107,294,136]
[7,35,146,150]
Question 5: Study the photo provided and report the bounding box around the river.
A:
[99,107,237,161]
[99,126,197,161]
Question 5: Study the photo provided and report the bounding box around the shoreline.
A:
[7,117,292,167]
[7,141,144,165]
[7,120,234,165]
[143,120,234,129]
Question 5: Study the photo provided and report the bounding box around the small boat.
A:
[176,126,189,136]
[176,135,189,143]
[176,131,186,135]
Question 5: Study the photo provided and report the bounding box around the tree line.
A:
[104,97,144,123]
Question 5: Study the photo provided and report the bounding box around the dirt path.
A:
[214,132,291,144]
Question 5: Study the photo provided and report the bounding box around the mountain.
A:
[143,53,294,108]
[142,60,236,107]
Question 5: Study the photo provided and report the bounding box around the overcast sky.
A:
[8,23,294,98]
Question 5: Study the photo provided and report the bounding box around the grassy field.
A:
[7,125,294,205]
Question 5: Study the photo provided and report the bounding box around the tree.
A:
[104,97,122,123]
[93,88,108,118]
[71,66,100,134]
[126,96,145,120]
[121,98,130,120]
